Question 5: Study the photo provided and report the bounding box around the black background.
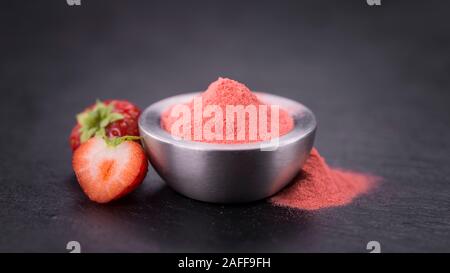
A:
[0,0,449,252]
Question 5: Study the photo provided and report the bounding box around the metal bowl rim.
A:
[138,92,317,151]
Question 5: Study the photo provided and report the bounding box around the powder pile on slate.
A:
[270,148,376,210]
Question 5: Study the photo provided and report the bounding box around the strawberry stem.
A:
[104,136,142,147]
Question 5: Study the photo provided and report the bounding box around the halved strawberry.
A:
[70,100,141,151]
[72,136,148,203]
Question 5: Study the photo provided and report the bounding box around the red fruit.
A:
[70,100,141,151]
[72,136,148,203]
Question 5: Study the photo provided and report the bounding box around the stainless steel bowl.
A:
[139,92,316,203]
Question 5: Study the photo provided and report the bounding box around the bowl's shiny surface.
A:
[139,92,316,203]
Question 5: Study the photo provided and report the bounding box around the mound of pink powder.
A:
[161,77,294,144]
[270,148,376,210]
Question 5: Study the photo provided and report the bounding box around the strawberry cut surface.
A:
[72,136,148,203]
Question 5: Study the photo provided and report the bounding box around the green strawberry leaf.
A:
[99,118,110,128]
[80,127,98,142]
[76,100,124,144]
[109,112,124,122]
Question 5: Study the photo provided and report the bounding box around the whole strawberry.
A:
[70,100,141,151]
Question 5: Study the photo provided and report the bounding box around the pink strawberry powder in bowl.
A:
[161,77,295,144]
[138,77,317,203]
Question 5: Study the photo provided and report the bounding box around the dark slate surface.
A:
[0,0,449,252]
